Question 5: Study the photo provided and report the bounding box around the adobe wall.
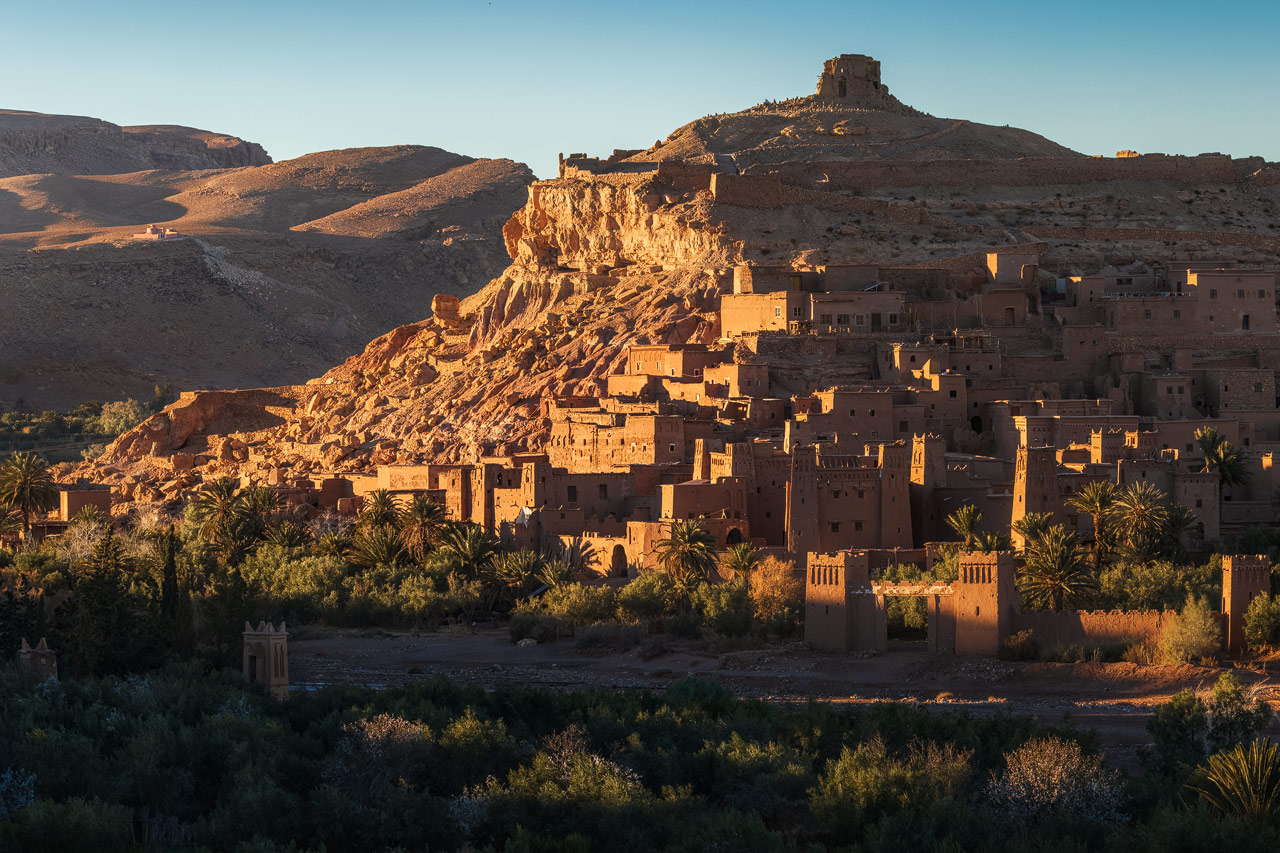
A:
[749,154,1248,190]
[1013,610,1176,649]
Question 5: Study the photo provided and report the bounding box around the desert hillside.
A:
[0,133,535,409]
[0,110,272,177]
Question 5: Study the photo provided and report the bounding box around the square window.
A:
[567,486,578,502]
[949,389,957,398]
[1196,499,1203,508]
[774,307,781,318]
[830,522,840,533]
[854,521,863,531]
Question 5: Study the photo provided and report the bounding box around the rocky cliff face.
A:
[0,110,272,177]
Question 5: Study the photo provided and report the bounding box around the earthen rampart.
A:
[1013,609,1177,649]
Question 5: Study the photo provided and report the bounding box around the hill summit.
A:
[0,109,272,178]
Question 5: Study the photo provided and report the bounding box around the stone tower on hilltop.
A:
[816,54,887,99]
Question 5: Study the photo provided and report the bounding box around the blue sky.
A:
[5,0,1278,178]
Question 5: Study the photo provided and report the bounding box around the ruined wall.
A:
[1013,609,1177,649]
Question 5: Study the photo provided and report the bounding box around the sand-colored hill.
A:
[0,110,271,177]
[0,139,535,409]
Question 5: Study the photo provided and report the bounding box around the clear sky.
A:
[5,0,1278,178]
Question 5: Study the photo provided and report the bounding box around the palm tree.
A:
[398,495,449,562]
[537,557,576,590]
[945,504,983,548]
[239,486,284,532]
[1188,738,1280,822]
[0,451,58,534]
[1066,481,1117,568]
[654,520,719,598]
[360,489,400,530]
[491,549,544,608]
[1011,511,1054,550]
[1019,525,1096,610]
[720,542,762,586]
[1107,481,1170,561]
[348,524,407,569]
[437,524,501,580]
[0,507,22,540]
[974,531,1011,553]
[188,478,245,544]
[1196,426,1252,495]
[1163,502,1198,558]
[263,520,312,549]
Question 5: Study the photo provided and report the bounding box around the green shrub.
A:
[1149,671,1272,772]
[0,798,132,852]
[534,584,618,631]
[1157,595,1221,664]
[809,737,971,837]
[616,571,675,623]
[1244,593,1280,651]
[692,580,753,637]
[508,611,565,644]
[998,629,1039,661]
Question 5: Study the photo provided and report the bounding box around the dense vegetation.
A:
[0,666,1276,852]
[0,480,805,680]
[0,387,172,462]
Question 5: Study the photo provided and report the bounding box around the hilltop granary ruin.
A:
[56,52,1280,658]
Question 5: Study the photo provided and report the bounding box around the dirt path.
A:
[289,627,1280,771]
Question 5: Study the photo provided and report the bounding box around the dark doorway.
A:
[970,415,983,433]
[726,528,745,545]
[610,545,627,577]
[838,80,846,97]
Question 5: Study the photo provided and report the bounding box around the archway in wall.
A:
[876,584,956,655]
[610,544,627,578]
[726,527,745,545]
[970,415,983,433]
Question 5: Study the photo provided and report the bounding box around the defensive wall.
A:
[1011,610,1177,649]
[805,551,1272,657]
[745,153,1260,190]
